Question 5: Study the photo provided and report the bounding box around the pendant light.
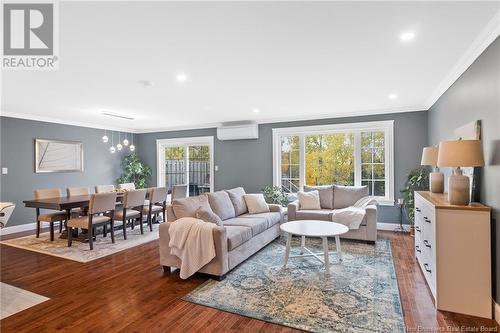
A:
[102,129,109,143]
[109,131,116,153]
[116,132,123,151]
[123,132,129,146]
[129,133,135,152]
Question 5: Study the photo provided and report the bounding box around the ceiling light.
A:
[176,73,188,82]
[102,112,134,121]
[252,108,260,114]
[400,31,415,42]
[138,80,154,87]
[388,94,398,100]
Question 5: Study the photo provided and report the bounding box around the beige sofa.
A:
[159,187,283,279]
[287,185,377,243]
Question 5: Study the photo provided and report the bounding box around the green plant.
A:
[116,153,152,189]
[400,166,430,225]
[261,185,288,206]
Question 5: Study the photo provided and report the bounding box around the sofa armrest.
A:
[287,200,299,221]
[268,204,284,224]
[165,204,176,222]
[364,204,378,242]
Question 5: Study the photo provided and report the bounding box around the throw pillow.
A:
[225,187,248,215]
[195,207,223,226]
[333,185,369,209]
[298,190,321,210]
[303,185,334,209]
[243,194,270,214]
[172,194,212,218]
[207,191,236,220]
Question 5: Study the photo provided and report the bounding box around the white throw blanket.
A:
[331,197,377,230]
[168,217,216,279]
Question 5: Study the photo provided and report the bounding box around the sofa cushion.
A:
[297,190,321,210]
[243,194,270,214]
[304,185,334,209]
[239,212,281,227]
[225,225,253,251]
[225,187,248,216]
[207,191,236,220]
[195,207,223,226]
[333,185,369,209]
[223,216,268,237]
[172,195,212,219]
[295,209,333,220]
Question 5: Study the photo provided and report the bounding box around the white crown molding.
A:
[0,110,139,133]
[425,9,500,109]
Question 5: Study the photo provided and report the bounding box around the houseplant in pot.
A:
[261,185,288,207]
[116,153,152,189]
[400,166,430,235]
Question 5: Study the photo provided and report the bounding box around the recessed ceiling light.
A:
[388,94,398,100]
[138,80,154,87]
[176,73,188,82]
[252,108,260,113]
[399,31,415,42]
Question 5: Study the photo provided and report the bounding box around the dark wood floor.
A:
[1,231,498,332]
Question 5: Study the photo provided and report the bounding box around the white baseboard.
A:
[0,221,63,236]
[377,222,410,231]
[495,301,500,326]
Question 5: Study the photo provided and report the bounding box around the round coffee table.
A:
[280,220,349,271]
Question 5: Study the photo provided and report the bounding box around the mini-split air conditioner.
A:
[216,122,259,141]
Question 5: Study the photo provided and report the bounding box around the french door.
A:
[157,136,214,197]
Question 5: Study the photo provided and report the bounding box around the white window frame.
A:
[272,120,394,205]
[156,136,215,192]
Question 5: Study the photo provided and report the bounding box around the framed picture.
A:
[35,139,84,173]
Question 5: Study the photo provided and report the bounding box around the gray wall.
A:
[0,116,127,227]
[428,37,500,303]
[137,111,428,224]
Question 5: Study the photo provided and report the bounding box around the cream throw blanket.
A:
[331,197,377,230]
[168,217,216,279]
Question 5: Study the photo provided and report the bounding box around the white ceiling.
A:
[2,1,500,132]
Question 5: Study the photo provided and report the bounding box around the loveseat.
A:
[287,185,377,243]
[159,187,283,279]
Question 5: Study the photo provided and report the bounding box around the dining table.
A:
[23,193,125,242]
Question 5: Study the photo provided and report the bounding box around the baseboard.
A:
[0,221,63,236]
[495,301,500,325]
[377,222,410,232]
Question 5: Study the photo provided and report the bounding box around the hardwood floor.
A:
[1,231,498,332]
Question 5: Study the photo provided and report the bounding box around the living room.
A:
[1,1,499,332]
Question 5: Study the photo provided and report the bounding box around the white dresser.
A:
[414,191,492,319]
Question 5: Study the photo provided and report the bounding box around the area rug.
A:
[0,282,49,319]
[184,238,405,333]
[0,224,159,263]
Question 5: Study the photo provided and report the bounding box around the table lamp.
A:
[437,139,484,205]
[421,146,443,193]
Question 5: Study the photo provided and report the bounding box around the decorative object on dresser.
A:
[414,191,491,319]
[437,139,484,205]
[35,139,83,173]
[420,146,443,193]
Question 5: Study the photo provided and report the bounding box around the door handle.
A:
[415,245,421,253]
[415,207,421,212]
[424,263,432,273]
[424,240,431,248]
[415,226,421,232]
[424,217,431,223]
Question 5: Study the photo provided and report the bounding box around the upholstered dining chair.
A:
[171,184,188,200]
[110,189,147,238]
[119,183,136,191]
[67,187,90,217]
[95,184,115,193]
[33,188,68,241]
[143,187,168,231]
[67,192,117,250]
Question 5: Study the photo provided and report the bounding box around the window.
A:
[273,121,394,204]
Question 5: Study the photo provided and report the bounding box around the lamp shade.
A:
[437,140,485,167]
[421,147,439,166]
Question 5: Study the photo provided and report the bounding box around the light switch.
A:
[2,167,7,175]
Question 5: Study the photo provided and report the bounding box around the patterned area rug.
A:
[0,283,49,319]
[0,224,159,262]
[184,238,404,333]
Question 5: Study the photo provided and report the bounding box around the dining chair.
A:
[33,188,68,241]
[67,187,90,217]
[143,187,168,231]
[67,192,117,250]
[95,184,115,193]
[110,189,146,239]
[171,184,188,200]
[119,183,136,191]
[0,202,16,229]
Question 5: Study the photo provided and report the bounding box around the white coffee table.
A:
[280,220,349,271]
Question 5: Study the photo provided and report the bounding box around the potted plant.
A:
[116,153,152,189]
[400,166,430,235]
[261,185,288,207]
